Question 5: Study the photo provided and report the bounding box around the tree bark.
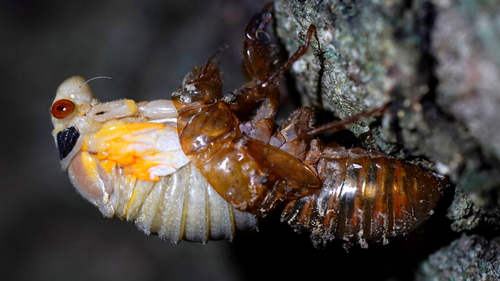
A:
[275,0,500,278]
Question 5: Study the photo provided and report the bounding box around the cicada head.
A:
[51,76,187,218]
[171,60,223,112]
[51,76,100,169]
[51,76,157,170]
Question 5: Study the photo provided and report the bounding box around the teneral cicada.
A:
[50,76,256,243]
[51,4,445,247]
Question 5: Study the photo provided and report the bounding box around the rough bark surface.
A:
[418,234,500,280]
[274,0,500,278]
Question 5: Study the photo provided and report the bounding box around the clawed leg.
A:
[242,2,275,81]
[258,24,320,91]
[230,16,320,120]
[244,24,320,99]
[297,104,389,139]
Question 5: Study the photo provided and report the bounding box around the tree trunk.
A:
[275,0,500,278]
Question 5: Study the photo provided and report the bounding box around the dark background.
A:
[0,1,455,280]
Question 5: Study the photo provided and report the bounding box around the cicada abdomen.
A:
[52,76,256,244]
[68,156,255,243]
[282,144,444,247]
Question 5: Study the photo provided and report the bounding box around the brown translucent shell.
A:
[172,62,320,214]
[242,9,275,82]
[51,99,75,119]
[282,146,445,243]
[174,62,223,112]
[198,135,320,212]
[172,4,321,215]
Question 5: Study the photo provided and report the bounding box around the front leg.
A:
[228,3,280,119]
[137,99,178,124]
[230,19,319,121]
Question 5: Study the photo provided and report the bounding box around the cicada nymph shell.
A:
[51,76,256,243]
[281,144,445,248]
[171,8,322,216]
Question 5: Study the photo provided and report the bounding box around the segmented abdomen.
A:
[282,146,443,246]
[88,162,257,244]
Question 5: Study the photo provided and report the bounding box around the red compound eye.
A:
[51,99,75,119]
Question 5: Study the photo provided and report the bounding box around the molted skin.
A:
[241,103,445,246]
[51,76,256,243]
[171,4,445,246]
[172,6,322,215]
[281,144,444,247]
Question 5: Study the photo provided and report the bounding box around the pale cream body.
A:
[51,76,257,243]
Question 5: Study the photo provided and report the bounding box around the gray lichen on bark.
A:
[417,234,500,280]
[447,189,500,232]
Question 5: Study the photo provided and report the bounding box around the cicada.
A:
[51,4,445,247]
[50,76,256,243]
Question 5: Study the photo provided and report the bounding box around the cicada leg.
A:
[261,24,319,89]
[226,3,279,120]
[298,104,389,139]
[231,17,319,122]
[242,2,275,81]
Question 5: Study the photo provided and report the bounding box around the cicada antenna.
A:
[76,76,112,91]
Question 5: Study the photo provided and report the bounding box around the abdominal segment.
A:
[112,163,257,243]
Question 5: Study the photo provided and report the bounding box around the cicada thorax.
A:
[281,143,445,246]
[52,75,257,244]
